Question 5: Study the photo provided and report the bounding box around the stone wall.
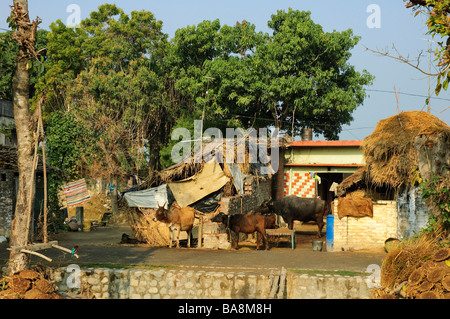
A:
[0,170,15,237]
[286,273,372,299]
[218,178,271,216]
[333,200,398,250]
[45,266,372,299]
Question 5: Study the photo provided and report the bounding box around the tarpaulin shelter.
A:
[124,184,171,209]
[168,160,229,208]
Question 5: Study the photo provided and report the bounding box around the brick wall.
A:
[332,200,398,250]
[0,171,15,237]
[202,218,230,250]
[283,171,316,198]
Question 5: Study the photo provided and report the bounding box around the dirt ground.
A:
[0,219,386,274]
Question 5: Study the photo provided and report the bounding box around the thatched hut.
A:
[333,111,450,249]
[123,136,280,248]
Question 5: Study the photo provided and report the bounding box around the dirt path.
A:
[0,221,386,274]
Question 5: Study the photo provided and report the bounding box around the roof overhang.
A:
[288,140,362,148]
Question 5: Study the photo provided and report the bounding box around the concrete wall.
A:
[287,146,364,167]
[46,267,372,299]
[333,200,398,250]
[397,186,431,240]
[286,273,371,299]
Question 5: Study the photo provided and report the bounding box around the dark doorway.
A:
[317,173,347,214]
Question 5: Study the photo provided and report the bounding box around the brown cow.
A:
[211,212,274,250]
[153,202,198,248]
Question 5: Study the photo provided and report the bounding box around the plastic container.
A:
[326,214,334,252]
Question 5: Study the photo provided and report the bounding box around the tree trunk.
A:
[272,146,286,201]
[8,0,36,275]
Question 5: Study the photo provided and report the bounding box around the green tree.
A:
[405,0,450,97]
[169,10,373,141]
[261,9,373,139]
[0,29,48,100]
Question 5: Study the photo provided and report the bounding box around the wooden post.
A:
[198,215,203,249]
[24,118,41,244]
[37,103,48,243]
[20,249,52,262]
[76,206,84,229]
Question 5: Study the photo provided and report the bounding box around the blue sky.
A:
[1,0,449,140]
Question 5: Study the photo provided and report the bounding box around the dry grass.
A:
[124,207,171,247]
[373,231,450,299]
[361,111,450,188]
[380,233,440,290]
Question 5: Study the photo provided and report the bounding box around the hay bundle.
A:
[373,233,450,299]
[125,207,171,246]
[361,111,450,188]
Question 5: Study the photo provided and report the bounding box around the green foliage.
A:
[45,111,92,229]
[2,5,375,194]
[405,0,450,95]
[0,29,48,100]
[420,174,450,230]
[46,111,89,179]
[170,9,373,140]
[36,4,171,180]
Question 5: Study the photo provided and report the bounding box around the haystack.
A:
[362,111,450,188]
[373,233,450,299]
[125,206,171,246]
[338,111,450,197]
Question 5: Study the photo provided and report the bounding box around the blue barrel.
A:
[326,214,334,252]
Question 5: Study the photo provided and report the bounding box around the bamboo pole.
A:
[37,103,48,243]
[19,249,52,262]
[51,244,79,259]
[24,116,40,244]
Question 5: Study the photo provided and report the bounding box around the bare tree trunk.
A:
[8,0,37,275]
[272,146,286,201]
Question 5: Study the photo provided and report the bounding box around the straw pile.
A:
[361,111,450,188]
[373,233,450,299]
[125,207,171,246]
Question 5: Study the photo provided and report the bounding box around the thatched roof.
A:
[148,135,286,188]
[339,111,450,193]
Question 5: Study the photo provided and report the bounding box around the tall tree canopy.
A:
[168,9,373,141]
[1,5,374,180]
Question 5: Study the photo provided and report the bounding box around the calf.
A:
[153,202,197,248]
[268,196,325,237]
[120,233,145,245]
[211,212,272,250]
